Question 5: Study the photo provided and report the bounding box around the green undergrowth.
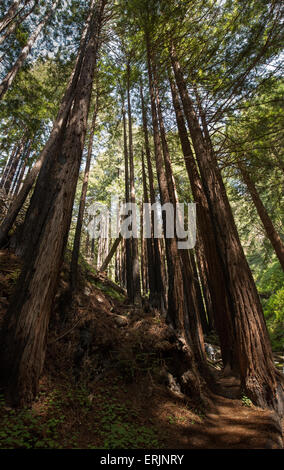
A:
[257,260,284,351]
[78,254,126,302]
[92,279,125,303]
[91,379,161,449]
[0,392,65,449]
[0,376,162,449]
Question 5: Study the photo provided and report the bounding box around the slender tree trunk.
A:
[102,215,109,271]
[122,106,134,301]
[140,85,165,310]
[146,32,186,335]
[189,249,210,335]
[85,231,90,258]
[0,152,43,247]
[145,31,206,401]
[0,1,37,47]
[10,139,33,196]
[158,237,167,308]
[0,0,59,100]
[0,0,22,34]
[140,202,148,295]
[12,136,35,197]
[169,70,235,367]
[0,4,95,248]
[195,242,214,332]
[96,237,102,268]
[100,234,122,273]
[239,162,284,271]
[4,137,26,195]
[127,61,141,304]
[70,90,99,290]
[0,0,108,407]
[170,43,284,415]
[10,159,23,196]
[152,61,206,365]
[13,157,27,197]
[120,236,126,288]
[0,143,18,188]
[141,151,155,297]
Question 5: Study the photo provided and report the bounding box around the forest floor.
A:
[0,249,283,450]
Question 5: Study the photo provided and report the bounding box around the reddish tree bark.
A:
[140,84,166,311]
[0,3,95,249]
[170,43,284,415]
[70,90,99,290]
[122,105,133,301]
[127,61,141,305]
[169,70,235,367]
[152,62,206,365]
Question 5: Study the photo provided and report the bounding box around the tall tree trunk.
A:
[127,61,141,305]
[140,202,148,295]
[195,242,214,332]
[70,90,99,290]
[13,157,27,197]
[238,162,284,271]
[10,159,23,196]
[140,84,165,310]
[170,43,284,415]
[120,236,126,288]
[169,70,235,367]
[12,137,35,197]
[100,234,122,273]
[122,106,133,301]
[4,137,26,195]
[158,237,167,309]
[85,231,90,258]
[0,0,22,34]
[141,150,154,297]
[152,61,206,366]
[0,152,43,248]
[0,0,59,100]
[0,143,19,188]
[0,4,95,248]
[0,0,108,407]
[146,31,187,335]
[189,249,211,335]
[10,139,33,196]
[0,1,37,47]
[145,31,205,401]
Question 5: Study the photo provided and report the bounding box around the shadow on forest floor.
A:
[0,249,283,449]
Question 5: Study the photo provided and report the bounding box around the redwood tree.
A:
[0,0,108,407]
[170,43,284,415]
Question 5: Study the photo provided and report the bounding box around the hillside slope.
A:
[0,250,283,449]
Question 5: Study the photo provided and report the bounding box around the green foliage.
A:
[0,375,163,450]
[257,261,284,350]
[265,287,284,323]
[92,279,125,302]
[257,261,284,297]
[5,268,21,290]
[0,394,64,449]
[167,415,187,425]
[96,393,160,449]
[241,395,253,408]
